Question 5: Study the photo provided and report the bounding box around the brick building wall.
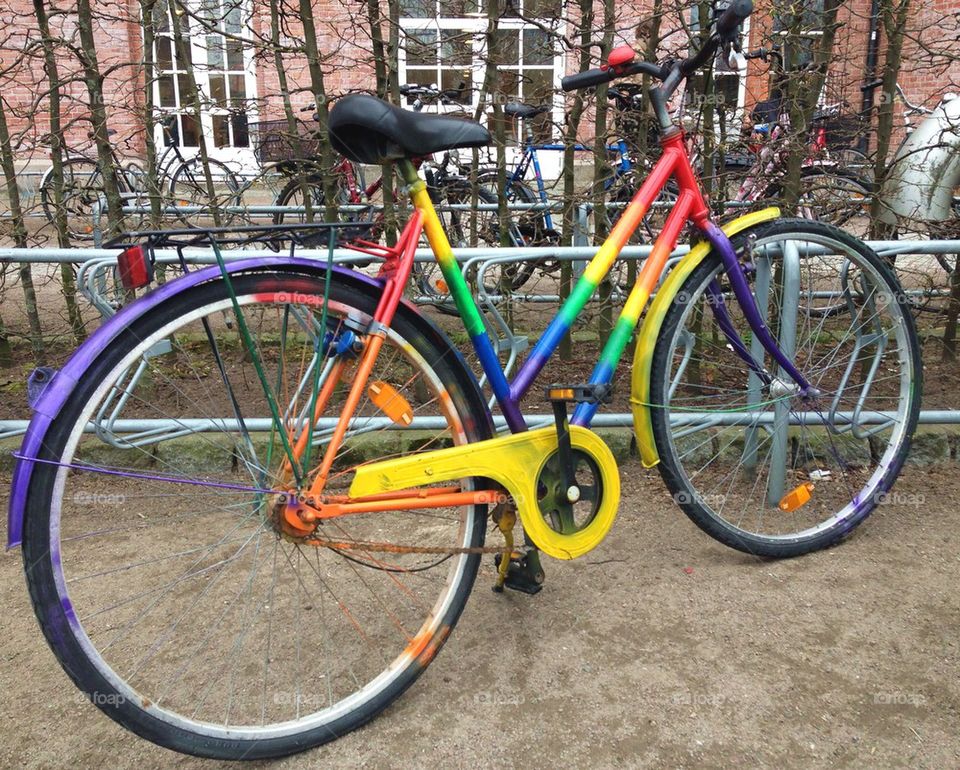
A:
[0,0,956,170]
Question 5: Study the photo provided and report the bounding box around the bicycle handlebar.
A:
[561,0,752,96]
[717,0,753,38]
[561,61,669,92]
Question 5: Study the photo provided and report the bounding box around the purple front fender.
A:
[7,258,378,549]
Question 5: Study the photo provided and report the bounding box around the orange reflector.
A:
[368,381,414,426]
[549,388,575,401]
[779,482,815,512]
[435,279,449,294]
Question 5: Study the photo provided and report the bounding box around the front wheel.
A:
[22,268,491,758]
[649,219,921,557]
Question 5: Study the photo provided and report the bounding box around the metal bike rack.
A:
[1,237,958,440]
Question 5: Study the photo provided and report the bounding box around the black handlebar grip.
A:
[561,68,613,92]
[717,0,753,36]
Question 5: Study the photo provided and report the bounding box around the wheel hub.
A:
[266,491,319,542]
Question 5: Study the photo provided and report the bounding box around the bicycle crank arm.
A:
[349,425,620,559]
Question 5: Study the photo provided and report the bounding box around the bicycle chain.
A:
[305,536,510,555]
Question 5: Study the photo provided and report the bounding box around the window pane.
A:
[405,69,437,99]
[209,74,226,106]
[156,37,173,71]
[206,35,224,69]
[492,29,519,63]
[232,114,250,147]
[439,0,478,14]
[226,40,244,70]
[773,0,825,31]
[440,30,471,66]
[152,0,169,32]
[158,75,176,106]
[523,29,552,65]
[229,74,246,103]
[525,0,561,15]
[399,0,432,17]
[441,70,472,103]
[496,68,519,101]
[225,3,242,34]
[522,68,553,105]
[212,115,229,147]
[178,75,194,105]
[198,0,218,27]
[502,0,520,17]
[406,30,437,66]
[180,114,199,147]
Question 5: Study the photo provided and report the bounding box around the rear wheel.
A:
[22,269,491,758]
[764,168,871,235]
[40,158,108,240]
[273,165,369,226]
[168,157,243,227]
[650,219,921,557]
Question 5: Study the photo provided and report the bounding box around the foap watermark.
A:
[871,490,926,508]
[671,691,727,707]
[473,689,525,707]
[72,491,126,506]
[873,691,926,707]
[673,490,726,509]
[273,691,328,708]
[76,690,127,707]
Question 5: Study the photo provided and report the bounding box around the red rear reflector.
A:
[117,245,153,290]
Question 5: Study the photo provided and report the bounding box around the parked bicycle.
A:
[39,117,243,237]
[12,1,922,759]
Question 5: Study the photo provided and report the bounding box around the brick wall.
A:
[1,0,956,169]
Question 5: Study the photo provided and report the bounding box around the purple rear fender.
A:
[7,258,384,549]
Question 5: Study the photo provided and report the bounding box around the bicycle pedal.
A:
[492,552,544,595]
[545,383,614,405]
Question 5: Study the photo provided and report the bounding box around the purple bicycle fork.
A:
[700,221,811,392]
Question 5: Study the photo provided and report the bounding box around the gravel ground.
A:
[1,461,957,769]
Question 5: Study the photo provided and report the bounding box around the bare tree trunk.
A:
[140,0,164,232]
[382,0,402,245]
[169,2,226,226]
[627,0,662,304]
[0,96,45,362]
[298,0,339,220]
[269,0,317,223]
[0,312,11,368]
[943,260,960,361]
[778,0,843,212]
[559,0,594,361]
[869,0,911,238]
[33,0,85,341]
[76,0,126,236]
[593,0,614,343]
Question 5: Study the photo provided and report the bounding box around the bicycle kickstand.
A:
[492,497,545,595]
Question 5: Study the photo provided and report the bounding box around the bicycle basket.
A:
[815,112,867,150]
[252,119,322,163]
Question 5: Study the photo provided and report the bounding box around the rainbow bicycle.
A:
[10,1,921,759]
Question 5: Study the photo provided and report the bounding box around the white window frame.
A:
[398,12,566,176]
[151,0,259,171]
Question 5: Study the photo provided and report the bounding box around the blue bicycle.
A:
[485,97,673,290]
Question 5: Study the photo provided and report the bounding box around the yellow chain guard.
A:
[348,426,620,560]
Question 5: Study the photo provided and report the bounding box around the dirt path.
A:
[1,463,957,769]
